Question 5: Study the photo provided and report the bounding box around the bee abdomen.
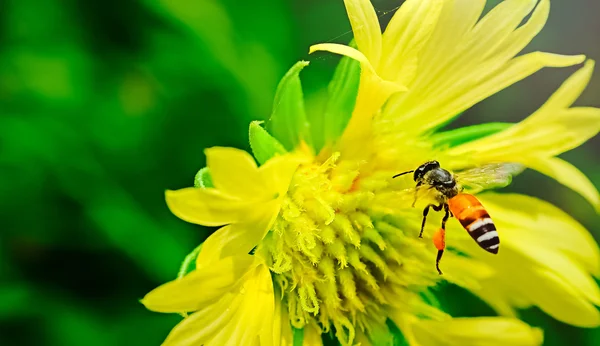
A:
[467,217,499,254]
[449,194,500,254]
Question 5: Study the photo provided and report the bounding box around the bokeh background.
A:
[1,0,599,345]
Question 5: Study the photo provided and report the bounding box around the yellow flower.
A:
[143,0,600,345]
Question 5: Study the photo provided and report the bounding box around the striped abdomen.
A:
[448,193,499,254]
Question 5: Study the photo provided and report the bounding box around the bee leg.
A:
[420,204,442,238]
[432,227,446,275]
[441,203,450,230]
[412,182,423,207]
[419,205,430,238]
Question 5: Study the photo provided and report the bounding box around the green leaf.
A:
[431,122,513,148]
[194,167,213,188]
[268,61,312,151]
[293,327,304,346]
[386,319,410,346]
[321,42,361,148]
[249,120,287,164]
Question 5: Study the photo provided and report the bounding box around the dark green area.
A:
[1,0,599,345]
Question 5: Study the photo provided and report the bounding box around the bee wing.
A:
[455,163,525,194]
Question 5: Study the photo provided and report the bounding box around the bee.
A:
[393,160,524,275]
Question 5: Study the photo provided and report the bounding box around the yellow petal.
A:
[164,290,240,345]
[165,187,256,226]
[491,248,600,328]
[219,263,274,345]
[270,290,293,346]
[141,254,254,313]
[380,0,444,85]
[416,0,486,79]
[540,59,595,111]
[162,262,274,346]
[342,0,382,66]
[386,52,585,137]
[309,43,375,74]
[486,0,549,62]
[446,59,593,160]
[205,147,267,199]
[196,201,280,267]
[260,152,308,197]
[309,43,408,94]
[479,193,600,275]
[410,317,543,346]
[462,0,537,61]
[528,157,600,211]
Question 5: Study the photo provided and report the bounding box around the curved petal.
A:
[141,254,254,313]
[310,43,375,74]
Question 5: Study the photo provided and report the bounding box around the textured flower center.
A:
[257,154,439,345]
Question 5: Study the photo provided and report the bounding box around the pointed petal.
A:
[165,187,256,226]
[411,317,543,346]
[486,0,549,62]
[380,0,444,85]
[395,51,585,135]
[205,147,267,199]
[196,202,280,266]
[541,59,594,111]
[342,0,382,66]
[528,157,600,210]
[141,254,254,313]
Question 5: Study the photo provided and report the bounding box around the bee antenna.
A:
[393,170,414,178]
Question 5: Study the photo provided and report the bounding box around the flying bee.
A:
[393,160,524,275]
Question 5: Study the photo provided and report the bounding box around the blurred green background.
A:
[1,0,599,345]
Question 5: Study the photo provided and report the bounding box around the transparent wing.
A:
[455,163,525,194]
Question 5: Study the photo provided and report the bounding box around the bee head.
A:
[414,160,440,181]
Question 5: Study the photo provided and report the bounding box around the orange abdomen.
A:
[448,193,499,254]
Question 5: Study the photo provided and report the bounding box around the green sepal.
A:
[321,41,360,149]
[268,61,312,151]
[431,122,513,148]
[176,243,203,279]
[194,167,213,188]
[292,327,304,346]
[249,120,287,165]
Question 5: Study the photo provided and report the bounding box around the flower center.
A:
[257,153,439,345]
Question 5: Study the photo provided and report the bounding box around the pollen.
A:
[256,154,439,345]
